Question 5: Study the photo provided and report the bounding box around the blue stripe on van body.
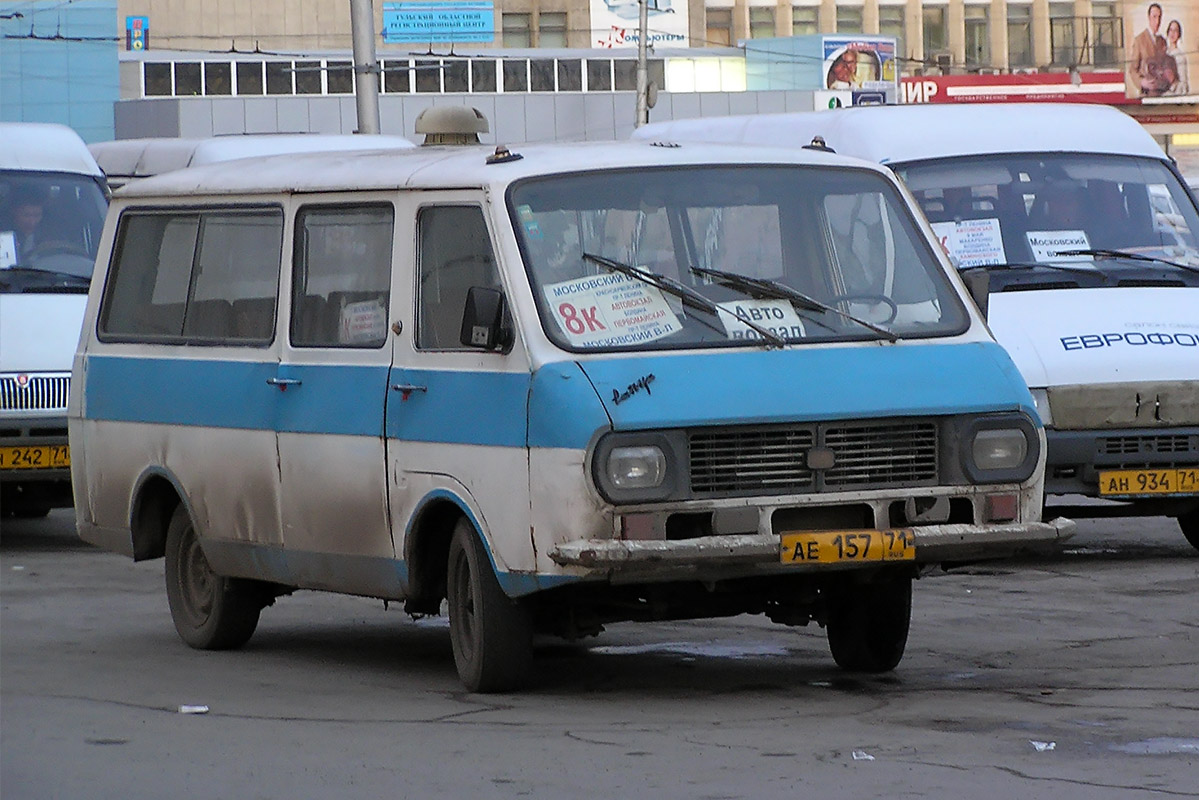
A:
[575,341,1038,430]
[84,355,388,436]
[385,368,530,447]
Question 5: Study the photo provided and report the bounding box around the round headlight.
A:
[972,428,1029,471]
[608,446,666,489]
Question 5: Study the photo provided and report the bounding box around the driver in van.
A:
[1,186,47,261]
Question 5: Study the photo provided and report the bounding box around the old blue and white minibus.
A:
[70,136,1071,691]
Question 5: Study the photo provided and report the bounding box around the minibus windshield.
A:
[510,165,967,352]
[895,153,1199,285]
[0,170,108,291]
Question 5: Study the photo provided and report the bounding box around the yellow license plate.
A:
[780,529,916,565]
[0,445,70,470]
[1098,468,1199,497]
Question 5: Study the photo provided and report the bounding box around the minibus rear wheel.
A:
[446,518,533,692]
[164,505,262,650]
[825,574,911,673]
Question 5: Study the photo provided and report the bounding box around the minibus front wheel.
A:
[824,573,912,673]
[164,506,262,650]
[446,518,533,692]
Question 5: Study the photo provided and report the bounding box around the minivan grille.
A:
[689,421,938,496]
[1100,435,1195,456]
[0,374,70,413]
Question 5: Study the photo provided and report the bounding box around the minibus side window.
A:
[99,209,283,344]
[291,204,394,349]
[416,206,501,350]
[100,214,198,339]
[185,211,282,343]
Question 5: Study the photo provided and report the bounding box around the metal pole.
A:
[635,0,648,127]
[350,0,381,134]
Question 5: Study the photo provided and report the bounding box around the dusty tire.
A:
[446,518,533,692]
[1178,509,1199,553]
[164,505,261,650]
[825,574,912,673]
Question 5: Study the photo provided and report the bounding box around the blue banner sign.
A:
[382,2,495,44]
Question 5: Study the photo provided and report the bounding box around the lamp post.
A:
[635,0,649,127]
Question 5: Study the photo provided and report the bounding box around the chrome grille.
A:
[0,374,70,413]
[689,420,939,496]
[824,422,939,487]
[690,428,815,494]
[1100,435,1195,456]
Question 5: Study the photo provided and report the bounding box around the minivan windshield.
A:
[895,153,1199,286]
[510,165,968,352]
[0,170,108,292]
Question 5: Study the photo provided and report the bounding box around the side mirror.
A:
[460,286,513,351]
[961,270,990,319]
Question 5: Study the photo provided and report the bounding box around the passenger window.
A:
[100,209,283,344]
[186,213,282,342]
[417,206,501,350]
[291,204,394,348]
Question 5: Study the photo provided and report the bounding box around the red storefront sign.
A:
[900,72,1131,105]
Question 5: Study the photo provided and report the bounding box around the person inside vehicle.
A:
[1,186,49,262]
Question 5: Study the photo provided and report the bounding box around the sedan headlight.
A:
[960,414,1039,484]
[608,446,666,489]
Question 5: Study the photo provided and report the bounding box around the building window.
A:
[327,61,353,93]
[503,13,532,47]
[444,60,469,92]
[837,5,863,34]
[587,59,612,90]
[503,59,529,92]
[145,63,172,96]
[879,6,905,60]
[415,59,441,92]
[558,59,582,91]
[614,60,637,91]
[174,62,201,96]
[1049,2,1076,65]
[923,6,948,63]
[1090,3,1122,67]
[237,62,264,95]
[707,8,732,47]
[295,61,322,94]
[1007,4,1033,68]
[750,8,775,39]
[539,12,567,48]
[204,63,232,95]
[266,62,292,94]
[383,60,411,93]
[530,59,556,91]
[792,7,818,37]
[471,60,497,92]
[964,6,990,68]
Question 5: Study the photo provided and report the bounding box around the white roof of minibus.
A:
[112,139,889,199]
[0,122,103,177]
[634,103,1166,166]
[90,133,417,183]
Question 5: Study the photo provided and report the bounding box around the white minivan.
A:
[636,103,1199,550]
[70,136,1071,691]
[1,123,109,517]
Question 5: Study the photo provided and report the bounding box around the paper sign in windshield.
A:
[0,232,16,269]
[1026,230,1091,263]
[339,298,387,344]
[716,300,805,341]
[543,272,682,347]
[930,218,1006,267]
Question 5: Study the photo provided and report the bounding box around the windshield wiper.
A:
[1054,248,1199,275]
[581,252,785,348]
[958,261,1109,279]
[690,265,899,343]
[0,266,91,292]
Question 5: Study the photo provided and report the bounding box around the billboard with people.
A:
[1125,1,1197,99]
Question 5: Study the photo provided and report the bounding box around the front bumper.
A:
[550,518,1076,581]
[1044,427,1199,497]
